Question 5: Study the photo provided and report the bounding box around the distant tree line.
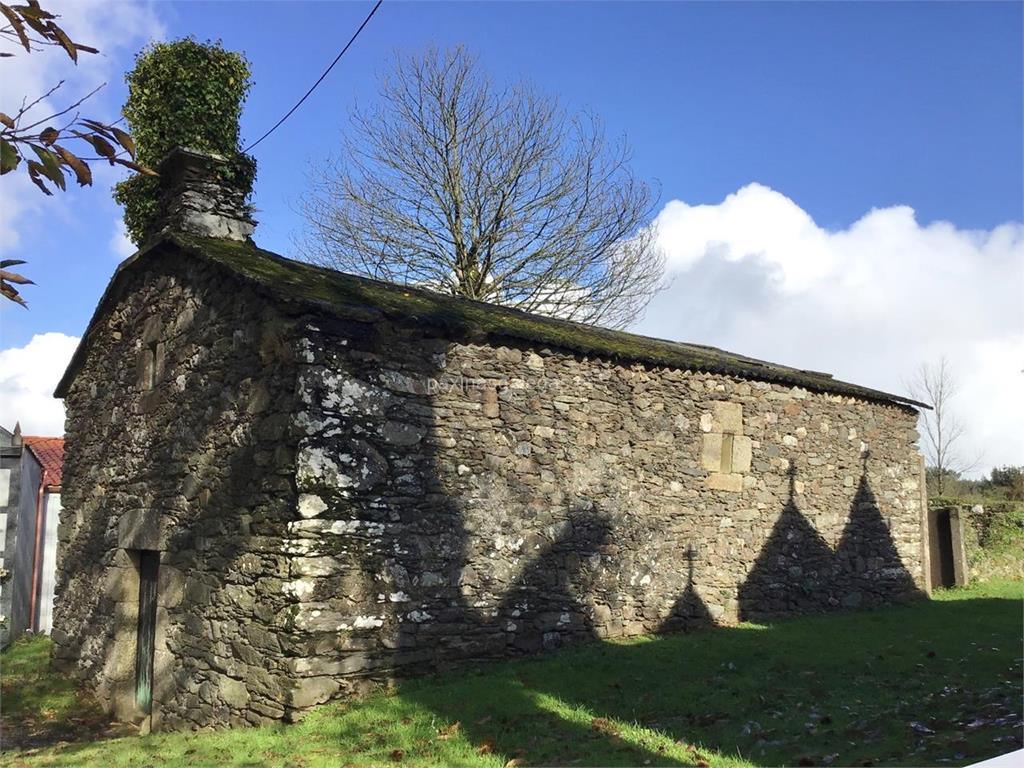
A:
[927,465,1024,503]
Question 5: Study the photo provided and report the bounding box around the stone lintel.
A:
[713,401,743,434]
[707,472,744,492]
[117,509,165,551]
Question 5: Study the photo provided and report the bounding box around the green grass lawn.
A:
[2,580,1021,768]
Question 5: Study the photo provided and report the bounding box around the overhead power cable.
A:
[243,0,383,153]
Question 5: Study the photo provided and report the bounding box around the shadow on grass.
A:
[393,589,1022,767]
[3,586,1020,767]
[369,458,943,766]
[0,635,135,753]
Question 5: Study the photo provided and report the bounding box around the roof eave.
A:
[54,233,932,413]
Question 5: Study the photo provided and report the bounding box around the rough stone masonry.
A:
[50,151,930,731]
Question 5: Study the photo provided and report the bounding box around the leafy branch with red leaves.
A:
[1,0,155,307]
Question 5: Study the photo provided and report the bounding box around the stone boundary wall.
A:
[958,503,1024,582]
[285,315,927,710]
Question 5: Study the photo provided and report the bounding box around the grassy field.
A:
[2,580,1021,768]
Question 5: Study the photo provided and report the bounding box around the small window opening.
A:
[720,433,734,473]
[142,342,161,391]
[143,342,158,390]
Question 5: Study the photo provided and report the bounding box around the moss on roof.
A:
[56,234,927,410]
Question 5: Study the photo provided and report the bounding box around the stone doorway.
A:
[927,507,968,589]
[134,550,159,715]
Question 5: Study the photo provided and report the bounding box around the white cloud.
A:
[0,333,80,436]
[0,0,166,110]
[636,183,1024,476]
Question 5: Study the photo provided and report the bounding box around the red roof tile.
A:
[23,436,64,489]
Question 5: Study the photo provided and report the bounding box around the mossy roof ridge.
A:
[169,235,925,410]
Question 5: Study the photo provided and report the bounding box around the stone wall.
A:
[961,503,1024,582]
[54,265,927,730]
[284,313,927,709]
[52,253,303,729]
[154,149,256,242]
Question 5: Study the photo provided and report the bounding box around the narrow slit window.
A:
[142,341,162,391]
[720,433,735,473]
[146,342,157,389]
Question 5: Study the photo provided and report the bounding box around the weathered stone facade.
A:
[53,255,302,728]
[154,148,256,242]
[52,237,929,730]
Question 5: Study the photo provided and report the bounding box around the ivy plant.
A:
[114,38,256,245]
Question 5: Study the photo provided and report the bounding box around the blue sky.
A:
[1,1,1022,471]
[198,0,1024,235]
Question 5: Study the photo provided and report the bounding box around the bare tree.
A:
[299,46,665,329]
[907,357,980,496]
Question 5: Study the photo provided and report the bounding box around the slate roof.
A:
[23,436,64,489]
[55,234,928,410]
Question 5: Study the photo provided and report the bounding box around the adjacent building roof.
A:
[55,234,928,410]
[23,436,64,490]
